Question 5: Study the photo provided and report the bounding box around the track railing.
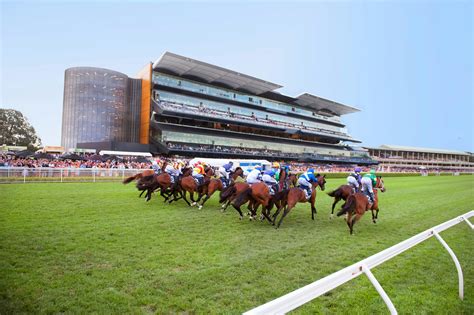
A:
[244,210,474,315]
[0,167,147,183]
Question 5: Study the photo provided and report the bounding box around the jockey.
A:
[151,160,161,174]
[361,169,377,204]
[262,169,278,195]
[165,161,181,183]
[272,162,281,181]
[192,163,205,185]
[346,167,362,192]
[219,161,233,188]
[297,168,318,200]
[247,166,262,185]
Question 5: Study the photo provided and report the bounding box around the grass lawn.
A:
[0,176,473,314]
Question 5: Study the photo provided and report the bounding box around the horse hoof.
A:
[239,216,243,220]
[198,205,203,210]
[191,202,197,206]
[330,214,334,220]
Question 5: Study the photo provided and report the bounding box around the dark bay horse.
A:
[197,177,223,208]
[336,177,386,234]
[219,181,250,212]
[172,166,213,209]
[272,174,326,228]
[327,184,354,219]
[231,182,273,221]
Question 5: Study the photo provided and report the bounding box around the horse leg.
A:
[181,190,191,207]
[139,189,146,198]
[330,197,340,219]
[310,191,317,220]
[276,205,292,229]
[350,213,363,235]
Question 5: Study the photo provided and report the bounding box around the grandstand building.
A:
[366,145,474,173]
[61,52,375,164]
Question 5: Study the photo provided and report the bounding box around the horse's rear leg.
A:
[139,189,146,198]
[350,213,363,235]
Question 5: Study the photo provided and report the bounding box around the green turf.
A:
[0,176,473,314]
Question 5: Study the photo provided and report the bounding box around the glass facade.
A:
[155,90,347,135]
[153,72,341,124]
[61,67,141,149]
[158,130,349,156]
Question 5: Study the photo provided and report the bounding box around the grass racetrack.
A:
[1,176,473,314]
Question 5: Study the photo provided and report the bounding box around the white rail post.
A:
[462,216,473,230]
[362,264,398,315]
[60,168,63,183]
[432,230,464,300]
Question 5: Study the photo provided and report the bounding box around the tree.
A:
[0,109,42,150]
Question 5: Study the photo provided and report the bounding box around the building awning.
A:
[294,93,360,116]
[152,52,282,95]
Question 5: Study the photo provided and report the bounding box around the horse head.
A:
[182,167,193,177]
[231,167,243,180]
[376,176,386,192]
[316,174,326,191]
[204,166,214,177]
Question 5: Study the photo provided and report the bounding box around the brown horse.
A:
[272,174,326,228]
[123,162,171,201]
[219,182,250,212]
[327,184,354,219]
[197,178,223,208]
[336,177,386,234]
[172,166,213,209]
[231,182,273,221]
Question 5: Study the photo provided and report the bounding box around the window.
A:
[292,107,296,112]
[249,97,253,102]
[259,100,262,105]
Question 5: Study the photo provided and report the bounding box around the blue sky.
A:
[1,0,473,151]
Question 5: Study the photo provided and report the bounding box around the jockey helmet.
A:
[354,167,361,173]
[229,161,233,165]
[370,169,376,175]
[272,162,280,169]
[307,168,314,174]
[269,170,276,177]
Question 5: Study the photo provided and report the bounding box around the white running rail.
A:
[244,210,474,315]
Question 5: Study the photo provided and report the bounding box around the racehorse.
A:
[171,166,213,208]
[272,174,326,228]
[336,177,386,234]
[231,182,274,222]
[327,184,354,219]
[197,177,223,208]
[219,182,250,212]
[123,161,169,201]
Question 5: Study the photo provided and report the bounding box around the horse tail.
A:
[219,185,236,203]
[337,195,356,217]
[327,188,340,198]
[232,188,253,206]
[123,173,142,184]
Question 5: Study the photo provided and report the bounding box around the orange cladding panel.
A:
[137,63,152,144]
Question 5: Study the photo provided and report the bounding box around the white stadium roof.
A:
[152,52,358,116]
[153,52,282,96]
[295,93,360,115]
[365,145,470,156]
